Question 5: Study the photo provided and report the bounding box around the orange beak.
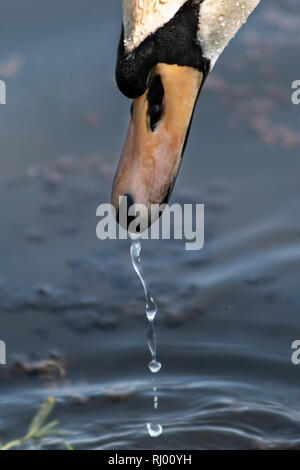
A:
[112,63,204,231]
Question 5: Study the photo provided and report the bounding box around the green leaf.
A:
[64,442,74,450]
[25,397,55,439]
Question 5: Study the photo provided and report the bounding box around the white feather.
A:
[197,0,260,69]
[122,0,187,51]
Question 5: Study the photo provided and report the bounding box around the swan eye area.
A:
[147,74,164,132]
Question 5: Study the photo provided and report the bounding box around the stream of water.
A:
[129,234,163,438]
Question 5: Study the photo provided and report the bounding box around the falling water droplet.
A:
[149,360,161,373]
[147,423,163,438]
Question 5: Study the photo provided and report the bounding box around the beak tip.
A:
[116,193,140,233]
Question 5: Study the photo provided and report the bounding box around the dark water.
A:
[1,0,300,450]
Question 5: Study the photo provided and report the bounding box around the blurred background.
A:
[0,0,300,450]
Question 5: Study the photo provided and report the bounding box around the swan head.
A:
[112,0,260,232]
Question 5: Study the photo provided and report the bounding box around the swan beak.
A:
[112,63,204,231]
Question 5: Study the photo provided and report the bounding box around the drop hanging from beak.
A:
[112,63,205,232]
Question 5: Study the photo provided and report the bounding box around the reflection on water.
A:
[0,0,300,450]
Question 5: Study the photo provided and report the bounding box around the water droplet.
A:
[146,297,157,321]
[149,360,161,373]
[147,423,163,438]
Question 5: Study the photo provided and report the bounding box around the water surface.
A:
[0,0,300,450]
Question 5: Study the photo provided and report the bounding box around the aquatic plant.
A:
[0,397,71,450]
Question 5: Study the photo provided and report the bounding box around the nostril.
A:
[124,193,135,211]
[147,74,164,132]
[116,193,137,231]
